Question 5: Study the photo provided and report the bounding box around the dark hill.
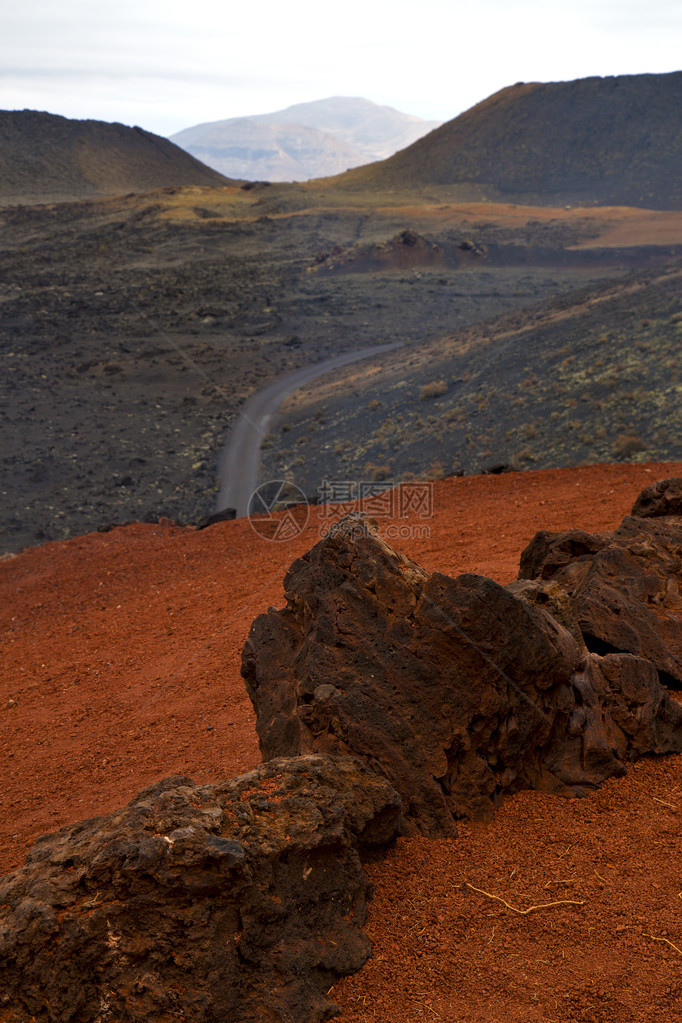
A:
[346,72,682,209]
[0,110,229,205]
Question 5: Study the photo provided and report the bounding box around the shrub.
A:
[428,459,446,479]
[419,380,448,400]
[612,433,647,459]
[363,463,392,481]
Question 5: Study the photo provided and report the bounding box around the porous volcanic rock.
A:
[518,528,612,581]
[0,755,402,1023]
[242,515,682,836]
[518,481,682,686]
[631,476,682,518]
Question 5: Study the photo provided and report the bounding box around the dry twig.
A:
[652,796,677,810]
[645,933,682,956]
[466,883,585,915]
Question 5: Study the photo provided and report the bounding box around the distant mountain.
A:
[171,118,361,182]
[170,97,442,182]
[346,72,682,209]
[0,110,229,205]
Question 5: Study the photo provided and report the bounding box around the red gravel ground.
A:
[1,461,681,1022]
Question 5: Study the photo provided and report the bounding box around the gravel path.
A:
[215,342,402,516]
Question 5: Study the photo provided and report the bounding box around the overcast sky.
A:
[2,0,681,137]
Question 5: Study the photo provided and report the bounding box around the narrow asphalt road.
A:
[215,343,402,517]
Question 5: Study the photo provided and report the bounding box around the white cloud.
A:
[1,0,680,135]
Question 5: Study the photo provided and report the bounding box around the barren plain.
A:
[2,184,681,554]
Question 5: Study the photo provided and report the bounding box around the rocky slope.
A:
[262,257,682,493]
[0,110,229,205]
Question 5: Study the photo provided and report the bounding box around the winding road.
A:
[215,343,402,517]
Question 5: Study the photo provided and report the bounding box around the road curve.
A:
[215,343,402,517]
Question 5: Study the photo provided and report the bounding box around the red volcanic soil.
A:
[2,461,682,1022]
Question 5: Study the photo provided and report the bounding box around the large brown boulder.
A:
[0,755,402,1023]
[631,476,682,518]
[242,515,682,836]
[518,528,611,581]
[519,484,682,687]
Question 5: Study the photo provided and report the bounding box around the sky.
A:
[2,0,681,137]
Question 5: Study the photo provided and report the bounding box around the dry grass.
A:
[420,380,448,400]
